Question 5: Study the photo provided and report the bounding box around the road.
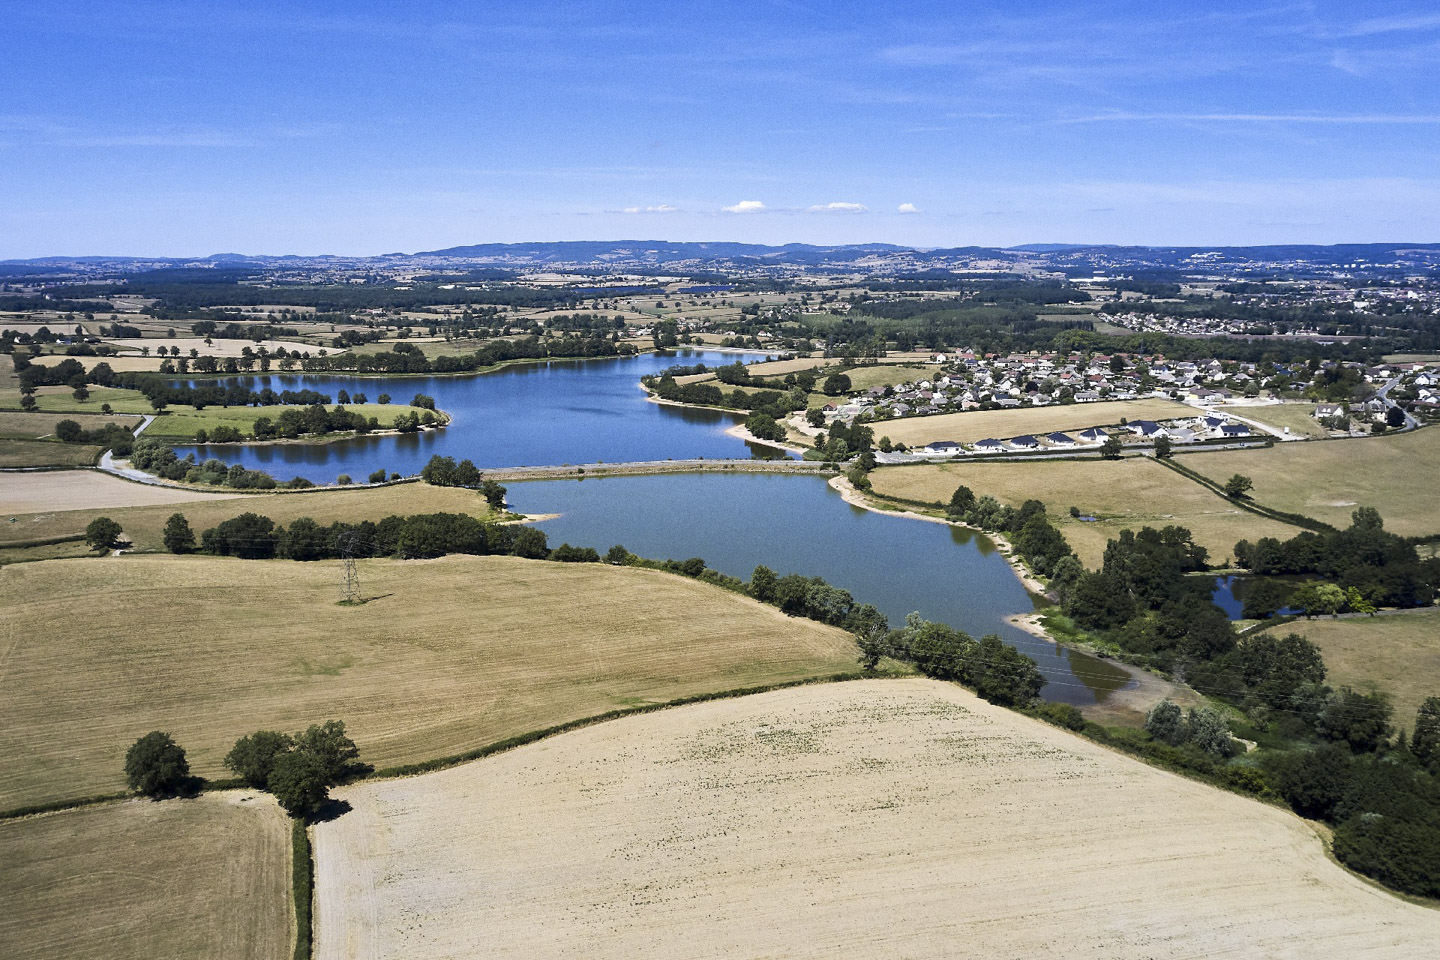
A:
[1376,377,1419,431]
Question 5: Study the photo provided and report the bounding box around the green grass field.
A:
[1180,427,1440,536]
[1,386,434,440]
[0,553,859,809]
[869,457,1302,569]
[0,793,292,960]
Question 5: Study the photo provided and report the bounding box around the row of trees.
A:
[124,721,364,819]
[183,510,549,561]
[129,439,295,490]
[418,455,507,509]
[947,488,1075,579]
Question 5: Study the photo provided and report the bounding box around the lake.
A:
[507,472,1132,705]
[174,350,786,482]
[173,350,1133,705]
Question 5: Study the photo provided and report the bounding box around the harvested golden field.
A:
[744,356,840,376]
[0,479,492,548]
[0,792,291,960]
[1265,608,1440,725]
[0,470,238,518]
[0,439,105,469]
[314,680,1440,960]
[869,458,1300,568]
[872,398,1194,447]
[0,411,142,440]
[0,553,857,808]
[1213,401,1333,439]
[1182,428,1440,536]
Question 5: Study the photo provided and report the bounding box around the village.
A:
[802,348,1437,459]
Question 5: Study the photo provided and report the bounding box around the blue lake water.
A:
[174,350,786,483]
[170,349,1133,704]
[508,472,1132,705]
[1211,574,1302,620]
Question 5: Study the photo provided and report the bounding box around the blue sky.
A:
[2,0,1439,256]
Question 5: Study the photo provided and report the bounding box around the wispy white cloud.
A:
[0,114,333,148]
[619,204,679,214]
[808,201,867,213]
[721,200,766,214]
[1331,13,1440,38]
[1064,111,1440,125]
[897,203,920,214]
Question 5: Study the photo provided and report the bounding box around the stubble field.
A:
[0,470,239,517]
[0,553,857,809]
[313,679,1440,960]
[0,792,291,960]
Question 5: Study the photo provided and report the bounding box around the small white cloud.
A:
[722,200,766,214]
[897,202,921,214]
[621,204,679,214]
[808,201,868,213]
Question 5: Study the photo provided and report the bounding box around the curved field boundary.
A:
[1158,455,1337,532]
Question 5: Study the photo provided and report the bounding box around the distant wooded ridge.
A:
[5,240,1439,271]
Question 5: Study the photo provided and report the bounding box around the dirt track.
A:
[313,680,1440,960]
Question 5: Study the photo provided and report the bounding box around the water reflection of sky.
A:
[173,350,783,482]
[509,472,1131,705]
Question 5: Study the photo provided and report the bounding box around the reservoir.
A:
[508,472,1132,705]
[173,349,786,481]
[173,350,1133,705]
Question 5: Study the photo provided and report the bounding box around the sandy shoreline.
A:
[721,422,809,456]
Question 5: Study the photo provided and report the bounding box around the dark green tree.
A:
[1414,697,1440,764]
[124,731,190,798]
[1099,436,1123,459]
[971,633,1044,707]
[748,565,779,603]
[85,516,123,551]
[480,479,507,510]
[1153,435,1172,459]
[947,485,976,519]
[224,731,295,789]
[268,749,332,818]
[162,513,195,554]
[1224,474,1254,498]
[292,720,362,783]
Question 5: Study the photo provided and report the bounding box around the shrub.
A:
[1034,701,1086,731]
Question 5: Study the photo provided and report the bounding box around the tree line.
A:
[1235,507,1438,611]
[124,720,366,819]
